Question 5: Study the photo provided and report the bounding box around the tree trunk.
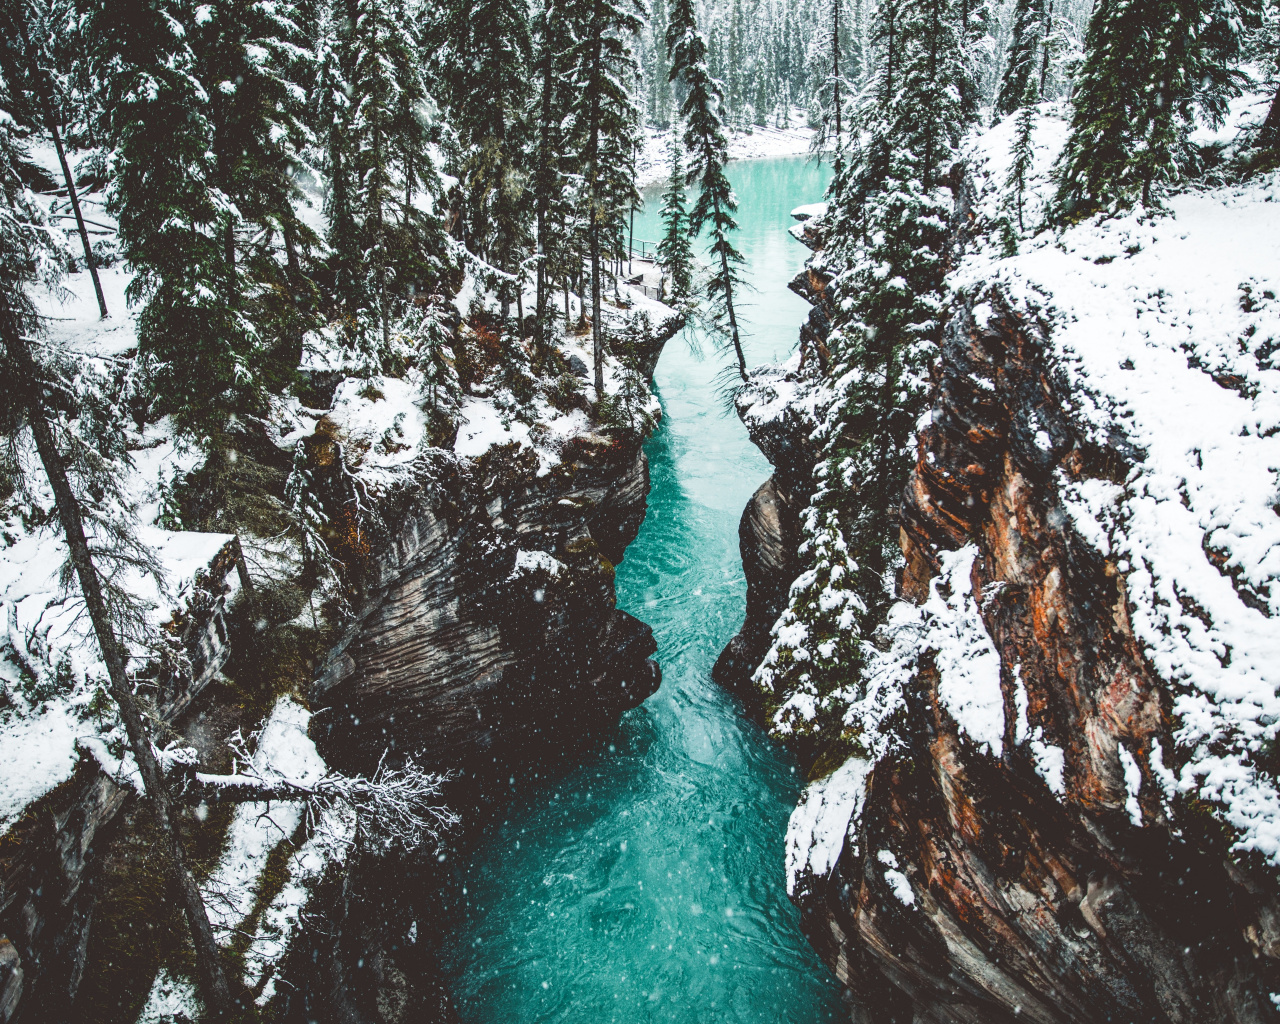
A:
[832,0,842,141]
[283,221,300,280]
[534,2,556,356]
[587,21,606,398]
[591,224,604,398]
[1263,83,1280,147]
[0,301,234,1019]
[18,12,108,320]
[718,239,747,380]
[1037,0,1054,98]
[224,220,236,285]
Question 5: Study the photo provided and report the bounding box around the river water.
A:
[439,155,839,1023]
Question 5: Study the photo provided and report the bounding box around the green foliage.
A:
[1051,0,1246,218]
[995,0,1047,115]
[1005,93,1039,235]
[667,0,748,377]
[656,135,694,304]
[758,0,971,731]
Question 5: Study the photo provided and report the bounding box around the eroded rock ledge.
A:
[312,431,661,790]
[808,298,1280,1023]
[731,292,1280,1022]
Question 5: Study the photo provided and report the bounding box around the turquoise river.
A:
[439,154,839,1023]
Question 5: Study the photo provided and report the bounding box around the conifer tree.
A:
[656,135,695,303]
[0,0,109,318]
[531,0,574,356]
[433,0,532,317]
[1052,0,1244,218]
[568,0,644,399]
[1258,0,1280,151]
[667,0,749,379]
[756,0,973,732]
[0,98,235,1017]
[996,0,1045,116]
[1006,86,1038,234]
[94,0,263,435]
[336,0,452,367]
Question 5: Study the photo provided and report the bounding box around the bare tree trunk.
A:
[534,0,556,356]
[832,0,842,141]
[17,11,108,320]
[591,224,604,398]
[718,240,747,380]
[1037,0,1054,98]
[1263,83,1280,147]
[224,220,236,284]
[0,301,234,1019]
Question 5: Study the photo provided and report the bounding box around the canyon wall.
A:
[725,205,1280,1022]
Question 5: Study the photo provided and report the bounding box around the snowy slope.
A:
[787,97,1280,882]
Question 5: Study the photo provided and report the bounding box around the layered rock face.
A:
[724,191,1280,1019]
[311,431,660,790]
[798,300,1280,1023]
[734,292,1280,1021]
[712,366,818,709]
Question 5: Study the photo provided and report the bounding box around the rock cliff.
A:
[725,168,1280,1022]
[311,430,661,793]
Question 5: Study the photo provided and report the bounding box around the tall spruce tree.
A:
[761,0,974,726]
[531,0,574,356]
[656,135,695,303]
[1006,84,1039,235]
[0,0,109,318]
[0,88,236,1016]
[996,0,1045,115]
[667,0,749,379]
[568,0,644,399]
[94,0,264,434]
[433,0,532,320]
[1052,0,1245,218]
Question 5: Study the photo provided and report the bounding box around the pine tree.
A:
[996,0,1045,115]
[1250,0,1280,154]
[568,0,644,399]
[94,0,264,435]
[0,0,109,318]
[432,0,532,319]
[335,0,452,368]
[193,0,315,383]
[656,135,695,303]
[1006,86,1038,235]
[667,0,749,379]
[955,0,995,119]
[1052,0,1245,219]
[531,0,575,357]
[759,0,975,722]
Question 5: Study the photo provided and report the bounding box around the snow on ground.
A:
[324,374,430,486]
[954,99,1280,861]
[137,969,201,1024]
[451,283,667,469]
[787,93,1280,888]
[135,696,354,1016]
[200,698,326,936]
[637,118,815,189]
[0,521,235,833]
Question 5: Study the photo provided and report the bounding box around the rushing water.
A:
[439,155,838,1023]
